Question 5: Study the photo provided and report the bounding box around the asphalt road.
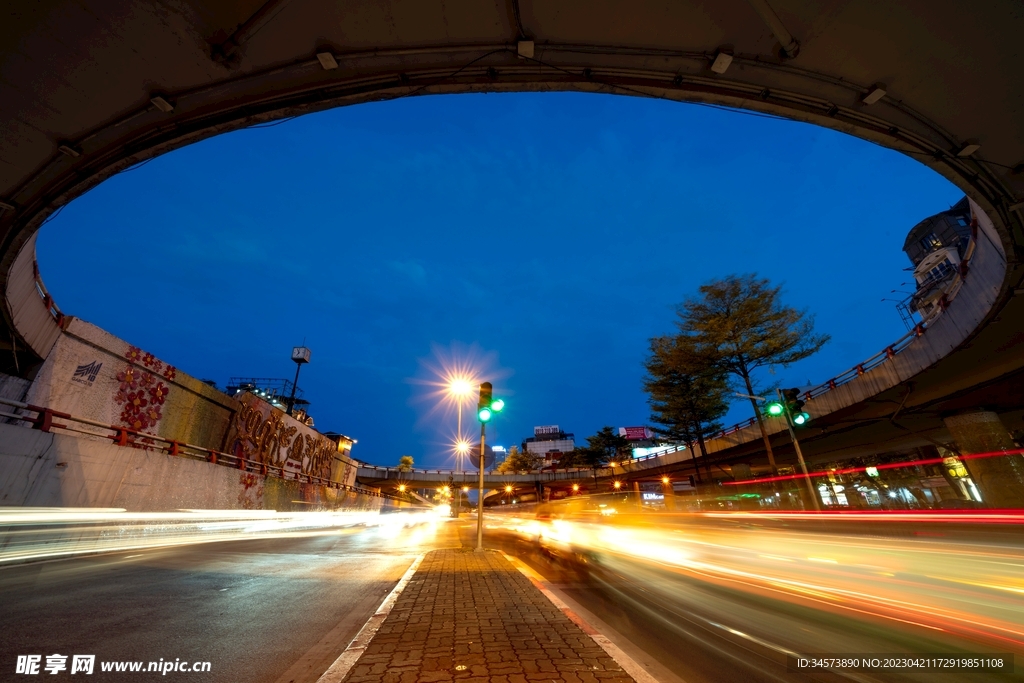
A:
[484,521,1022,683]
[1,521,454,683]
[4,514,1021,683]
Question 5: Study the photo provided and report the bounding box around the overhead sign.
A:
[619,426,652,441]
[535,425,560,436]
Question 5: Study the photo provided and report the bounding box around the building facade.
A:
[522,425,575,466]
[902,197,973,324]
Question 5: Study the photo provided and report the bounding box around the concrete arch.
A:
[1,3,1022,462]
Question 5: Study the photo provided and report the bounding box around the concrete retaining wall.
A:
[0,421,385,512]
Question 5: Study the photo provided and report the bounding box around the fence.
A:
[0,395,393,500]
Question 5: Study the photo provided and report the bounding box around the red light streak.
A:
[722,447,1024,486]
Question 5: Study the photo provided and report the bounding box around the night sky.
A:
[37,92,962,468]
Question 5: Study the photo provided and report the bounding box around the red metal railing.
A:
[0,396,392,499]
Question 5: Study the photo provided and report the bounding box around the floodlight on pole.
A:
[286,346,310,416]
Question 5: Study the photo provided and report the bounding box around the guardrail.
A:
[710,323,927,439]
[357,443,691,479]
[0,396,394,500]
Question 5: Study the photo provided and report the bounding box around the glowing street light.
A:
[448,377,473,398]
[662,476,670,484]
[398,484,406,493]
[572,483,580,493]
[613,481,622,490]
[505,485,513,493]
[447,375,475,472]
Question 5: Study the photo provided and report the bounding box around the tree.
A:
[397,455,414,472]
[643,335,730,482]
[497,445,542,473]
[558,427,629,469]
[676,274,829,473]
[558,446,599,470]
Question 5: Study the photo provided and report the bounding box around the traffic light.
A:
[782,388,810,426]
[764,401,785,417]
[477,382,505,423]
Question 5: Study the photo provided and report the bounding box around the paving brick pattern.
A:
[342,549,635,683]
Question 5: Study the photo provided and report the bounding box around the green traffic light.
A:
[793,412,810,425]
[491,398,505,412]
[478,407,493,423]
[765,402,784,416]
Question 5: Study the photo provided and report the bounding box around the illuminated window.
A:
[920,232,942,250]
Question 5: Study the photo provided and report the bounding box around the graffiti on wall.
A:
[227,393,355,486]
[114,346,176,432]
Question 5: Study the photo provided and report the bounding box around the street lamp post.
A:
[447,377,472,473]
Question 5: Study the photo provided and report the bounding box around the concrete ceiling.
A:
[1,0,1023,373]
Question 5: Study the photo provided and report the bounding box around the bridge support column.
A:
[943,411,1024,508]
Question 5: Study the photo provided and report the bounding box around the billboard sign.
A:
[534,425,560,436]
[619,426,652,441]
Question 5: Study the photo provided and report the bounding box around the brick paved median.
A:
[341,548,635,683]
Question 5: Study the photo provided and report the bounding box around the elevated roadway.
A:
[2,1,1024,495]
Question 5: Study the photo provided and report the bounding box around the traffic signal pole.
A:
[474,382,504,551]
[476,420,486,551]
[777,388,820,511]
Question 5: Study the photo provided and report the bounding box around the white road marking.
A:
[314,553,425,683]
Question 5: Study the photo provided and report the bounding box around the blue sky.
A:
[37,92,962,468]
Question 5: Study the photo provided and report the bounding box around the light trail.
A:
[500,507,1024,654]
[723,447,1024,487]
[0,506,440,565]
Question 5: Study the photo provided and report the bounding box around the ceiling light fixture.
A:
[956,141,981,157]
[57,144,80,158]
[861,84,887,105]
[710,51,733,74]
[316,52,338,70]
[150,96,174,113]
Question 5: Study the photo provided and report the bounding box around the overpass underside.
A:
[2,1,1024,510]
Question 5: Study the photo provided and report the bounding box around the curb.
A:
[502,552,662,683]
[315,553,425,683]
